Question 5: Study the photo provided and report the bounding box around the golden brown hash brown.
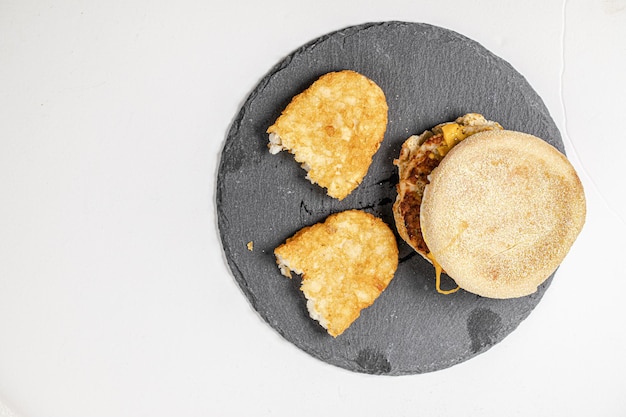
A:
[274,210,398,337]
[267,70,388,200]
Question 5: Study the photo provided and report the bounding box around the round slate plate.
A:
[216,21,561,375]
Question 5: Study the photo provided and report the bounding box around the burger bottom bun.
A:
[421,130,586,299]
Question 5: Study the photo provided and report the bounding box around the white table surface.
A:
[1,1,625,416]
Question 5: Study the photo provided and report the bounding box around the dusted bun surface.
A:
[420,130,586,299]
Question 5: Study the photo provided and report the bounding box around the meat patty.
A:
[393,113,503,261]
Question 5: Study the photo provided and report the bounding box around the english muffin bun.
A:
[420,130,586,299]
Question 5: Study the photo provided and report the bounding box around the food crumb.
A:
[247,241,254,251]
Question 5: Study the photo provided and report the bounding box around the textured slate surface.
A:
[216,21,562,375]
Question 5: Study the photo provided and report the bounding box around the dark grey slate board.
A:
[216,21,562,375]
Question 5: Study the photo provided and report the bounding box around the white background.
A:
[1,0,625,416]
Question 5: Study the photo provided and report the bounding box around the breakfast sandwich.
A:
[421,130,586,298]
[267,70,388,200]
[393,114,586,298]
[274,210,399,337]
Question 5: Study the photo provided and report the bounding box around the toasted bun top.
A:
[420,130,586,299]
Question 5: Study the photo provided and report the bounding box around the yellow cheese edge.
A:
[437,123,469,157]
[425,252,460,295]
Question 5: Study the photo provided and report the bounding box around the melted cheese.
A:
[426,252,460,295]
[437,123,470,157]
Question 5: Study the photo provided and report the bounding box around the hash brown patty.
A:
[267,70,388,200]
[274,210,398,337]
